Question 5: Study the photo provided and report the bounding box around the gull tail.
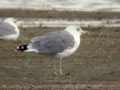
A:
[17,44,28,51]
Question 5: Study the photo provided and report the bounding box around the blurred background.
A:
[0,0,120,27]
[0,0,120,11]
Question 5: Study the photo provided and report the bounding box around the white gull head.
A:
[65,25,89,36]
[4,18,17,26]
[3,18,23,40]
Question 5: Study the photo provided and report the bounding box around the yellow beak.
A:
[83,31,89,35]
[17,23,23,29]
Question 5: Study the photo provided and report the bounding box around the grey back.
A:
[30,30,75,55]
[0,22,16,36]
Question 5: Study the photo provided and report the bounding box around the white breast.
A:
[7,22,20,40]
[1,33,19,40]
[56,30,80,58]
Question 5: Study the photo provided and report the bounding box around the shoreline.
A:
[1,84,120,90]
[1,9,120,28]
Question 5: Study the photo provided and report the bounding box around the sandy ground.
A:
[0,26,120,89]
[0,9,120,89]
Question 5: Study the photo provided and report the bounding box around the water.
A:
[1,18,119,28]
[0,0,120,11]
[21,18,120,28]
[1,0,120,27]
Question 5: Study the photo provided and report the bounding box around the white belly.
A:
[0,28,19,40]
[0,34,19,40]
[56,35,80,58]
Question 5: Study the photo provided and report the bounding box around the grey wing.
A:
[31,30,59,42]
[31,35,46,42]
[29,31,75,55]
[0,22,16,36]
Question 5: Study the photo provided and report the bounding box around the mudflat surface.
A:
[1,9,120,20]
[0,9,120,89]
[0,26,120,89]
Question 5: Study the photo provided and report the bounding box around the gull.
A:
[17,25,89,75]
[0,18,23,40]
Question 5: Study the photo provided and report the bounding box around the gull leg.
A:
[53,60,58,75]
[59,58,64,75]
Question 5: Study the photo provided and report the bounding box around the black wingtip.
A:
[17,44,28,51]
